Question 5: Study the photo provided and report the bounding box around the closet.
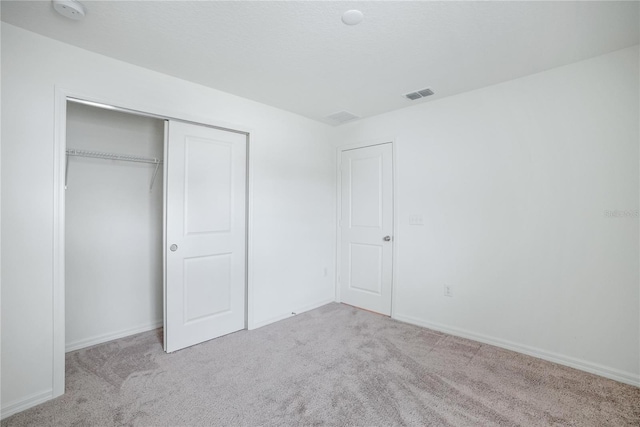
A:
[65,102,165,351]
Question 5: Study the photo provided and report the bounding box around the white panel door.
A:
[340,143,393,315]
[165,121,246,352]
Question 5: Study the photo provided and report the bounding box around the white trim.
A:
[0,34,2,422]
[57,88,254,135]
[335,138,397,314]
[249,299,335,330]
[1,389,53,420]
[394,313,640,388]
[390,139,399,319]
[52,90,67,399]
[65,321,163,353]
[162,120,169,351]
[246,131,257,330]
[334,147,342,303]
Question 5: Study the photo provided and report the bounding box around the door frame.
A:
[335,138,399,317]
[52,87,254,398]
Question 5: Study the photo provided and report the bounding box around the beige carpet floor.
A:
[3,302,639,426]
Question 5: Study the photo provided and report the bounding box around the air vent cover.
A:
[405,88,435,100]
[327,111,360,124]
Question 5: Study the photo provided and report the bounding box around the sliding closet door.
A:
[165,121,247,353]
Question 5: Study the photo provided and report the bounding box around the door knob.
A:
[170,244,178,252]
[383,236,391,242]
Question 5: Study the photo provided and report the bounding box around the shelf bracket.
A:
[150,161,161,192]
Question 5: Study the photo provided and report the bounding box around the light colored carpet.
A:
[3,302,639,426]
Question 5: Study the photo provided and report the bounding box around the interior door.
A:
[165,120,246,352]
[340,143,393,315]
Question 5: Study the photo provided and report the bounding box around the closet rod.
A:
[65,148,163,192]
[66,148,162,164]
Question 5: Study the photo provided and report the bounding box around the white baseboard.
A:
[393,314,640,388]
[65,320,163,352]
[250,298,335,330]
[1,389,53,420]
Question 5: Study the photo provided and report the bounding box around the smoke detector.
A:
[405,88,434,101]
[342,10,364,26]
[53,0,86,20]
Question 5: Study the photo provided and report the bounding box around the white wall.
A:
[1,23,336,417]
[337,46,640,385]
[65,103,164,351]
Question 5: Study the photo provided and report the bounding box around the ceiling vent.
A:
[405,88,434,100]
[327,111,360,125]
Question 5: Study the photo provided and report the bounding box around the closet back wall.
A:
[65,103,164,351]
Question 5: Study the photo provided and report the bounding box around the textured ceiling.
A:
[2,1,639,125]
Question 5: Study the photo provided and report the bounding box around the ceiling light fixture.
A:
[52,0,86,21]
[342,10,364,26]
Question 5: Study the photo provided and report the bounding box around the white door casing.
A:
[339,143,393,315]
[165,120,247,352]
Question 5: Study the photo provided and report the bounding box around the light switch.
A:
[409,214,424,225]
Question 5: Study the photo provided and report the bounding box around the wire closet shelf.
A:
[65,148,163,192]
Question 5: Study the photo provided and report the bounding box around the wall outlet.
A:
[323,267,328,277]
[444,284,453,297]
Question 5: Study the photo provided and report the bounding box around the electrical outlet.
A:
[444,284,453,297]
[323,267,328,277]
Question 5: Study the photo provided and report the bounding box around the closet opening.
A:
[64,101,166,352]
[55,93,249,397]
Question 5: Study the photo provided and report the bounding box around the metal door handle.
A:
[383,236,391,242]
[170,244,178,252]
